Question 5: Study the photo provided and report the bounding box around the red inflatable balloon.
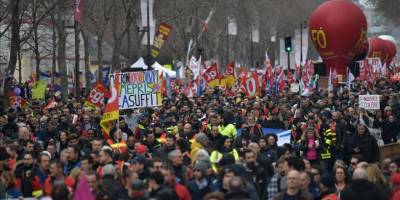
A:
[368,37,388,64]
[384,40,397,65]
[309,0,367,75]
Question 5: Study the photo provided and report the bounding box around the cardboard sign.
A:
[113,71,162,110]
[359,95,380,110]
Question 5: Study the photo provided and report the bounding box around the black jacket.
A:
[149,185,178,200]
[343,134,379,163]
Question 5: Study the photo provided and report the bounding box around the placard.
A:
[359,95,380,110]
[151,22,172,58]
[112,70,162,110]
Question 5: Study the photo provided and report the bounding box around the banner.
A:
[279,38,287,68]
[359,95,380,110]
[220,62,235,88]
[32,80,47,99]
[117,70,162,110]
[151,22,173,58]
[228,16,237,36]
[251,25,259,43]
[84,81,106,108]
[237,128,291,146]
[74,0,84,23]
[203,63,219,88]
[294,29,301,65]
[140,0,154,28]
[244,72,260,97]
[301,27,308,65]
[189,56,201,80]
[141,20,156,45]
[100,75,120,137]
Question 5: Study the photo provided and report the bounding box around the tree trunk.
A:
[97,35,103,81]
[18,49,22,85]
[52,24,57,89]
[111,38,122,71]
[126,23,135,64]
[3,0,21,113]
[57,19,68,102]
[34,26,41,81]
[81,29,91,93]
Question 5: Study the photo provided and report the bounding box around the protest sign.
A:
[112,70,162,110]
[151,22,172,58]
[359,95,380,110]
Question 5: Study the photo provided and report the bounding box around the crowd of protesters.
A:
[1,77,400,200]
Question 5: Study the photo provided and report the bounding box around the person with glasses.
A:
[348,154,364,175]
[310,165,322,188]
[150,157,164,172]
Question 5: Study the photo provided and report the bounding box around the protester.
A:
[2,66,399,200]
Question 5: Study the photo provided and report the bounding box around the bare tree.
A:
[48,0,70,101]
[83,0,112,81]
[368,0,400,25]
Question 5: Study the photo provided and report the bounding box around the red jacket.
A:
[44,176,75,196]
[174,182,192,200]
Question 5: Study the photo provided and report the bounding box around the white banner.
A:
[141,20,156,45]
[294,29,301,66]
[251,25,259,43]
[140,0,154,28]
[279,38,287,69]
[359,95,380,110]
[228,16,237,36]
[301,27,308,65]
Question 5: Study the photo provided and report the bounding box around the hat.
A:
[193,161,209,175]
[195,133,209,145]
[135,144,148,154]
[131,179,145,190]
[130,155,147,165]
[320,175,335,189]
[391,173,400,185]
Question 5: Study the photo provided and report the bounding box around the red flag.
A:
[100,75,120,138]
[45,98,57,110]
[244,72,260,97]
[307,60,315,76]
[160,73,167,96]
[240,73,247,93]
[332,69,339,87]
[84,81,106,108]
[287,70,295,84]
[295,65,301,81]
[74,0,84,22]
[238,68,248,80]
[278,70,286,92]
[203,63,219,87]
[220,62,235,88]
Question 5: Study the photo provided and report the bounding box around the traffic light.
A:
[285,37,292,52]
